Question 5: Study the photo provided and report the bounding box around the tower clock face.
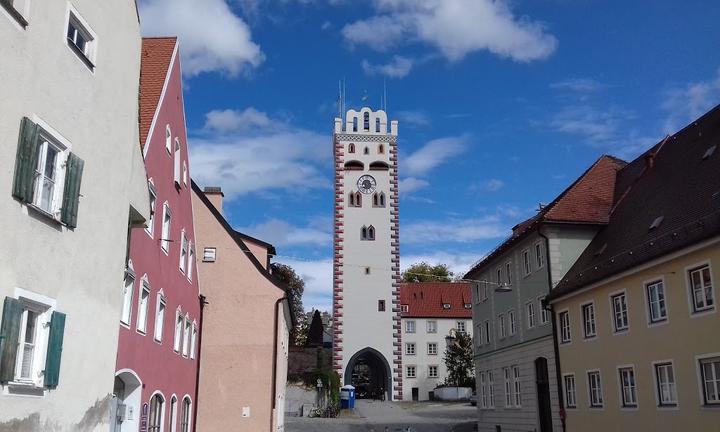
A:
[357,175,377,194]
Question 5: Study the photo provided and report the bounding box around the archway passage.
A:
[345,348,391,401]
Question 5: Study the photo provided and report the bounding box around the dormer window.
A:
[442,303,451,309]
[401,305,409,313]
[464,303,472,309]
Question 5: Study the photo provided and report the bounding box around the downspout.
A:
[270,297,287,432]
[538,230,566,432]
[193,294,207,432]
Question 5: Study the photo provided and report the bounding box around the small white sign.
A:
[242,406,251,418]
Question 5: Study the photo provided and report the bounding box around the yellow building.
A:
[547,105,720,431]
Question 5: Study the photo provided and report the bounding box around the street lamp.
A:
[459,278,512,293]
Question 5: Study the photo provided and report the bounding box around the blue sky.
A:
[139,0,720,311]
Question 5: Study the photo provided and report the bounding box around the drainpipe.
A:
[538,230,566,432]
[193,294,207,432]
[270,297,287,432]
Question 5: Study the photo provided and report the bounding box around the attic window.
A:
[442,303,451,309]
[401,304,409,313]
[702,145,716,160]
[649,216,664,231]
[464,303,472,309]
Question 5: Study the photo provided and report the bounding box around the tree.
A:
[270,262,306,346]
[402,262,454,283]
[307,310,324,347]
[443,331,475,388]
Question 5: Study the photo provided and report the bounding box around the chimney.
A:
[204,186,224,215]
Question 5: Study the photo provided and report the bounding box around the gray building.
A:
[464,155,625,432]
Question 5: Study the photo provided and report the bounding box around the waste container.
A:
[340,385,356,409]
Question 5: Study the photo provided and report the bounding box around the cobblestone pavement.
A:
[286,400,477,432]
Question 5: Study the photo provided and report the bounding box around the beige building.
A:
[0,1,149,430]
[547,105,720,431]
[192,184,292,432]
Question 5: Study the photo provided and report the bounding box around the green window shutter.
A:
[11,117,39,203]
[0,297,22,383]
[60,153,84,228]
[43,311,66,389]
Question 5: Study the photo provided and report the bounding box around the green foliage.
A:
[290,368,342,405]
[402,261,454,283]
[270,262,307,345]
[443,332,475,388]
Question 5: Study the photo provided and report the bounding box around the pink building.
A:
[113,38,201,432]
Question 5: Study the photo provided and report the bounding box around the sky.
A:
[138,0,720,312]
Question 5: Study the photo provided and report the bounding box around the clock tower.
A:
[332,108,401,401]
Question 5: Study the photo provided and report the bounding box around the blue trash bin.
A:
[346,385,356,409]
[340,385,355,409]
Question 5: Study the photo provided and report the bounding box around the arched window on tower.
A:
[376,118,381,133]
[348,143,355,153]
[368,225,376,240]
[353,117,358,132]
[373,193,379,207]
[355,192,362,207]
[380,192,385,207]
[364,112,370,131]
[349,191,355,207]
[361,225,368,240]
[364,147,369,155]
[378,144,384,154]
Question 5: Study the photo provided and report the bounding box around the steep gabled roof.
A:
[465,155,627,278]
[400,282,472,318]
[549,104,720,301]
[139,37,177,150]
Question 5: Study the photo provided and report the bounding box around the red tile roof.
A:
[400,282,472,318]
[139,37,177,150]
[465,155,626,278]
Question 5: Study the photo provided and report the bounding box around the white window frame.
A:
[526,301,536,329]
[653,360,678,407]
[535,241,544,269]
[426,320,437,333]
[179,230,188,274]
[203,247,216,262]
[10,288,56,389]
[581,301,597,339]
[136,277,150,335]
[173,138,181,186]
[405,342,416,355]
[1,0,30,30]
[482,283,488,302]
[508,309,516,335]
[182,160,188,186]
[406,365,416,378]
[428,365,439,378]
[427,342,438,356]
[146,180,157,238]
[190,321,198,360]
[182,314,190,357]
[161,202,171,254]
[31,129,69,218]
[153,291,166,343]
[610,291,629,333]
[65,3,98,68]
[456,321,466,333]
[587,370,604,408]
[187,243,194,281]
[121,266,135,327]
[476,324,483,346]
[488,370,495,408]
[503,367,512,407]
[401,304,409,313]
[618,365,638,408]
[563,373,577,408]
[173,308,183,353]
[697,354,720,406]
[405,320,415,334]
[496,267,502,286]
[686,262,715,315]
[522,249,531,276]
[512,366,521,407]
[505,262,512,285]
[484,320,490,344]
[558,310,571,344]
[169,394,178,432]
[165,125,172,154]
[479,372,487,408]
[645,278,668,325]
[498,313,506,339]
[539,296,549,325]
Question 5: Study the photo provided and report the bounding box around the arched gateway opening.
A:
[344,347,392,401]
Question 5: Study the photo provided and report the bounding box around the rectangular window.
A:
[161,203,171,253]
[1,0,29,27]
[700,357,720,405]
[15,309,39,382]
[405,320,416,333]
[137,282,150,334]
[456,321,466,333]
[479,372,487,408]
[182,316,190,357]
[484,320,490,344]
[611,293,629,332]
[503,367,512,407]
[153,294,166,342]
[187,244,194,281]
[582,303,596,338]
[146,183,157,236]
[505,262,512,285]
[512,366,521,407]
[32,133,66,215]
[496,267,502,286]
[401,304,409,313]
[173,310,183,353]
[179,231,188,273]
[539,297,549,324]
[121,269,135,326]
[406,366,416,378]
[655,362,677,406]
[203,247,216,262]
[646,280,667,323]
[498,314,506,338]
[426,320,437,333]
[476,324,483,346]
[564,374,577,408]
[190,322,198,360]
[427,342,438,355]
[559,311,571,343]
[526,301,536,328]
[619,367,637,407]
[508,310,516,335]
[405,343,416,355]
[174,140,181,186]
[588,371,603,407]
[66,9,96,68]
[378,300,385,311]
[488,371,495,407]
[428,365,438,378]
[482,284,488,301]
[535,242,544,269]
[689,265,714,313]
[522,249,531,276]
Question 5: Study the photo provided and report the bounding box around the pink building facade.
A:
[113,38,200,432]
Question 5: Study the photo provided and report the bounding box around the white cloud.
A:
[362,56,413,78]
[399,177,429,194]
[404,136,468,177]
[274,257,333,312]
[396,110,430,127]
[190,107,330,198]
[475,179,504,192]
[239,218,332,248]
[550,78,604,93]
[403,216,507,245]
[342,0,557,62]
[661,68,720,133]
[139,0,263,77]
[204,108,274,132]
[549,106,621,143]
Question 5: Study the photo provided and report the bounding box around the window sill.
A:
[0,1,27,28]
[27,204,63,226]
[5,381,45,397]
[66,38,95,71]
[691,308,716,318]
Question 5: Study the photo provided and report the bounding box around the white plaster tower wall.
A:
[333,108,402,400]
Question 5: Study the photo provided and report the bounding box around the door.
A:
[112,377,125,432]
[535,357,553,432]
[412,387,419,401]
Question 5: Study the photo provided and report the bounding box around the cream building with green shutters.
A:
[0,1,149,430]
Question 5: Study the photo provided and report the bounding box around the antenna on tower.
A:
[383,78,387,112]
[342,78,346,115]
[337,80,342,118]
